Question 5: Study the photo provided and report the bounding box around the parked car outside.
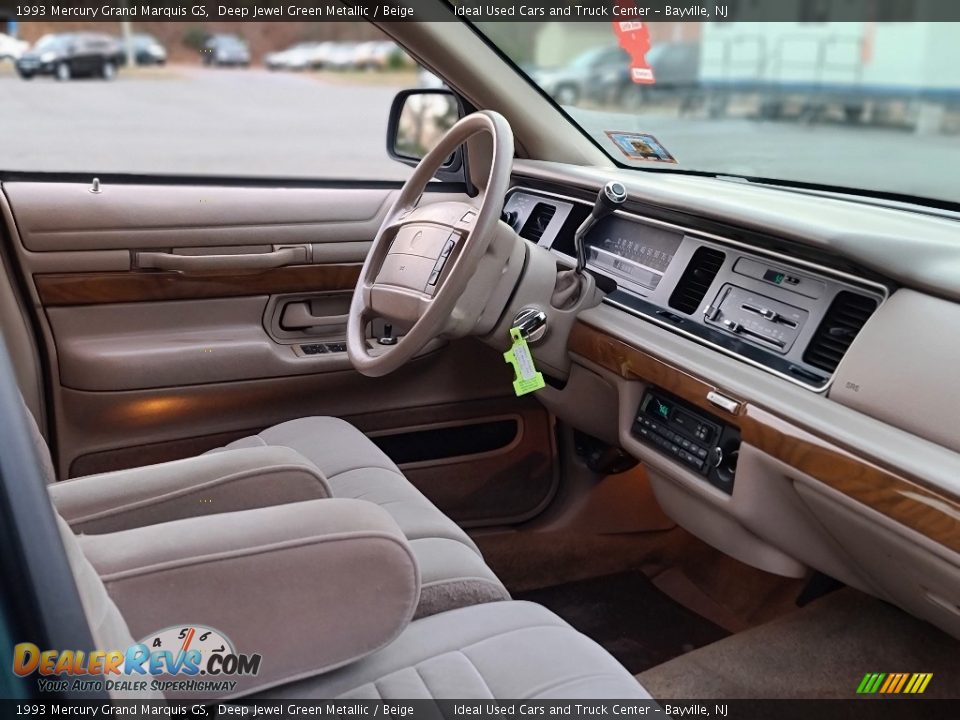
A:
[120,33,167,66]
[603,42,702,108]
[202,34,250,68]
[353,40,410,71]
[531,46,628,105]
[324,42,358,71]
[16,33,121,81]
[265,41,325,71]
[0,32,29,62]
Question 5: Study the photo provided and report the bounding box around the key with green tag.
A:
[503,327,545,396]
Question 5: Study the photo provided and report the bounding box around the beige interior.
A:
[1,14,959,702]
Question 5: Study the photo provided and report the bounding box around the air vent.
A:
[803,291,878,373]
[668,247,726,314]
[518,202,556,244]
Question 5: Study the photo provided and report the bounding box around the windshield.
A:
[214,36,245,49]
[33,35,67,52]
[474,21,960,206]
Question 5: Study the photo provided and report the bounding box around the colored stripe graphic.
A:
[879,674,896,693]
[858,672,933,694]
[893,673,909,693]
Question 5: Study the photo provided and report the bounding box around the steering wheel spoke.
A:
[369,285,430,325]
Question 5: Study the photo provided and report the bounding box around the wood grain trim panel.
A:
[35,264,362,306]
[569,320,960,554]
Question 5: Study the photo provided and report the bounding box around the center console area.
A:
[632,387,741,494]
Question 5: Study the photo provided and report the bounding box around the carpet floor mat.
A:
[636,588,960,698]
[515,571,729,674]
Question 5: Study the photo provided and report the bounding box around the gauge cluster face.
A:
[586,216,684,292]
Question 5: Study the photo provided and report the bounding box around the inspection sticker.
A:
[605,131,677,163]
[504,327,545,396]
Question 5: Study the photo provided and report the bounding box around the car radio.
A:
[632,388,741,494]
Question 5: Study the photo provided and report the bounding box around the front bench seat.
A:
[267,600,653,700]
[29,401,509,618]
[204,416,511,617]
[207,417,476,551]
[56,505,650,701]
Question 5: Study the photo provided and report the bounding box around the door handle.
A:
[134,246,308,272]
[280,302,349,331]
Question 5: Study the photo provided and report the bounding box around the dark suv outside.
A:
[16,33,122,81]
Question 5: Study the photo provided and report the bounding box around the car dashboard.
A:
[503,187,888,392]
[503,163,960,641]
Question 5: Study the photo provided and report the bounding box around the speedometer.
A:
[586,217,683,292]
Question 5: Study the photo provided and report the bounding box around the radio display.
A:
[586,217,682,291]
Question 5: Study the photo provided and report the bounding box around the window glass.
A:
[1,21,419,180]
[475,18,960,205]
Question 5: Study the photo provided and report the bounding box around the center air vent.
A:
[518,202,556,244]
[803,291,878,374]
[669,247,726,314]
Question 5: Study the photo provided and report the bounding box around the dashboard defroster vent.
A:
[803,291,878,373]
[669,247,725,315]
[518,202,556,244]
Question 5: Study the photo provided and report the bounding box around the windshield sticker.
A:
[605,131,677,163]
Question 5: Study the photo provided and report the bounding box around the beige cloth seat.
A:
[205,416,511,617]
[208,417,478,551]
[38,406,508,618]
[267,600,654,700]
[57,507,650,701]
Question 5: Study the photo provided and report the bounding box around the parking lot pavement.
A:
[0,65,414,180]
[1,63,958,206]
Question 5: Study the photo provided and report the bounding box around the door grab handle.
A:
[134,246,307,272]
[281,302,349,330]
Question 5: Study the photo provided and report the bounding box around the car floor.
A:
[472,459,959,698]
[636,588,960,699]
[515,570,730,674]
[475,466,805,634]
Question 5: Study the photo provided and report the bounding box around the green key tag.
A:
[504,327,545,396]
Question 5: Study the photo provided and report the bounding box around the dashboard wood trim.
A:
[34,264,362,306]
[569,320,960,554]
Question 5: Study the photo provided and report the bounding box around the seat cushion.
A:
[263,601,651,700]
[210,417,479,553]
[208,417,510,616]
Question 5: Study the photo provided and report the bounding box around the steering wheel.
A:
[347,111,514,377]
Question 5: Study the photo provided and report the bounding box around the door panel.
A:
[35,263,360,305]
[1,179,556,528]
[59,339,511,476]
[354,397,557,527]
[6,182,394,251]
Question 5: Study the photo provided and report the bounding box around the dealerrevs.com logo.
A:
[13,625,261,694]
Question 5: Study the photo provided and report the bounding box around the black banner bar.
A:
[0,0,957,23]
[0,699,958,719]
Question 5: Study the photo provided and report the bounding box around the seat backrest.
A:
[54,514,136,651]
[20,394,56,484]
[27,395,161,699]
[54,514,164,699]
